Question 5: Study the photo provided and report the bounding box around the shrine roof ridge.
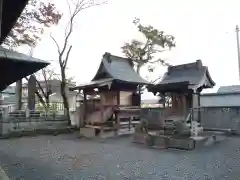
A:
[91,52,150,85]
[148,60,215,93]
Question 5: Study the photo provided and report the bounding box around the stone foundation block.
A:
[168,138,195,150]
[151,135,169,148]
[132,133,149,145]
[80,128,96,138]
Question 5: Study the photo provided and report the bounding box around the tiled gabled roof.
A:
[148,60,215,93]
[71,53,150,91]
[92,52,149,85]
[217,85,240,93]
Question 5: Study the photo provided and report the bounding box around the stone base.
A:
[149,135,194,150]
[168,137,195,150]
[80,127,117,138]
[80,127,96,138]
[132,133,149,145]
[150,135,169,148]
[192,135,220,148]
[133,133,222,150]
[99,131,116,138]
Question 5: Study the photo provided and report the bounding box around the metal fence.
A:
[0,109,67,122]
[0,102,65,114]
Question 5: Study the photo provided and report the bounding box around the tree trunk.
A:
[45,96,50,117]
[136,64,141,75]
[60,69,71,125]
[136,64,142,94]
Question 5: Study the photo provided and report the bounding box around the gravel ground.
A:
[0,134,239,180]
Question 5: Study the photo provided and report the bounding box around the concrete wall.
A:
[200,107,240,132]
[141,107,240,133]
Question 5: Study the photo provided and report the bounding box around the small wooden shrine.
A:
[70,52,150,137]
[132,60,218,150]
[148,60,215,126]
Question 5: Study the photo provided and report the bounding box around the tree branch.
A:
[63,45,72,69]
[36,79,46,98]
[50,34,61,56]
[151,76,162,83]
[149,58,171,66]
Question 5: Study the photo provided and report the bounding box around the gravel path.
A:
[0,134,239,180]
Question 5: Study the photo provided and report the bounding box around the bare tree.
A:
[51,0,106,125]
[25,67,58,111]
[36,68,57,110]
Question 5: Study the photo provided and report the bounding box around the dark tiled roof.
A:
[161,60,214,86]
[0,47,49,91]
[92,52,149,85]
[200,93,240,107]
[217,85,240,93]
[72,53,150,90]
[148,60,215,93]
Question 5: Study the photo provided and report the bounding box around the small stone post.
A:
[15,79,22,111]
[28,75,36,111]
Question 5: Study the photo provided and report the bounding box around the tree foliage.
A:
[121,18,176,75]
[3,0,62,48]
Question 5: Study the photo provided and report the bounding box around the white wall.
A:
[120,91,132,105]
[49,93,78,111]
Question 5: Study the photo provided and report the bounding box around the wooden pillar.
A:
[162,93,166,108]
[83,90,87,121]
[117,91,120,106]
[182,94,187,116]
[172,93,177,113]
[116,91,120,134]
[197,91,201,123]
[138,85,141,107]
[192,92,199,122]
[100,91,104,122]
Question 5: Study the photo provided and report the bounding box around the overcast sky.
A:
[32,0,240,98]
